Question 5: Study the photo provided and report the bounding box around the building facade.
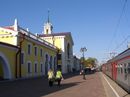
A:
[39,18,74,73]
[0,19,57,80]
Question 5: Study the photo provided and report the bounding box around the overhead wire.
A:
[113,35,130,51]
[113,0,129,51]
[103,0,128,60]
[107,0,128,52]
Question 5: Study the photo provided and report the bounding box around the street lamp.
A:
[80,47,87,65]
[80,47,87,80]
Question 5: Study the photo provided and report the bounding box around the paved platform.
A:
[0,72,106,97]
[101,72,130,97]
[0,72,129,97]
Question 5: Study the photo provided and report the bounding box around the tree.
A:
[84,57,97,68]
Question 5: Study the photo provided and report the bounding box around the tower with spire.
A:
[39,11,74,74]
[43,10,53,34]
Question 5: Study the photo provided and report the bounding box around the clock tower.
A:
[43,10,53,34]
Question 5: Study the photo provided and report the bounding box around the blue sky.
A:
[0,0,130,63]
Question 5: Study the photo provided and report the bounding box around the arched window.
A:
[45,54,48,75]
[50,56,52,69]
[46,29,48,34]
[67,43,70,59]
[27,62,32,74]
[34,63,38,73]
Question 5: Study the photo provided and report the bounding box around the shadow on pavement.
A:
[0,74,83,97]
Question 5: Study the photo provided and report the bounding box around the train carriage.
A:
[102,48,130,93]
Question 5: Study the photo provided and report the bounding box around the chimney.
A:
[14,18,18,31]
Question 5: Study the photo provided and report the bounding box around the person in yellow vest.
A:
[56,69,63,86]
[48,68,54,87]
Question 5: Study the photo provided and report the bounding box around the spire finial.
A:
[43,10,53,34]
[47,9,50,23]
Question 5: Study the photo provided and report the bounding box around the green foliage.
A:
[84,57,97,67]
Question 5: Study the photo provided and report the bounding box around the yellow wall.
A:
[54,38,62,49]
[0,29,17,45]
[0,44,18,79]
[0,28,57,79]
[20,36,57,77]
[0,36,17,45]
[43,37,63,49]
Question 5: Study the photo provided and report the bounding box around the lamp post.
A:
[80,47,87,67]
[80,47,87,79]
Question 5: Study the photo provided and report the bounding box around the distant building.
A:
[73,56,81,71]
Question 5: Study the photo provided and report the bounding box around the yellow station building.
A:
[39,18,74,73]
[0,17,75,80]
[0,19,57,80]
[0,18,75,80]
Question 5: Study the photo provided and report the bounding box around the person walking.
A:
[80,69,86,80]
[56,69,63,86]
[47,68,54,87]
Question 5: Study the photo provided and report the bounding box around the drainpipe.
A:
[15,33,25,78]
[15,48,20,78]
